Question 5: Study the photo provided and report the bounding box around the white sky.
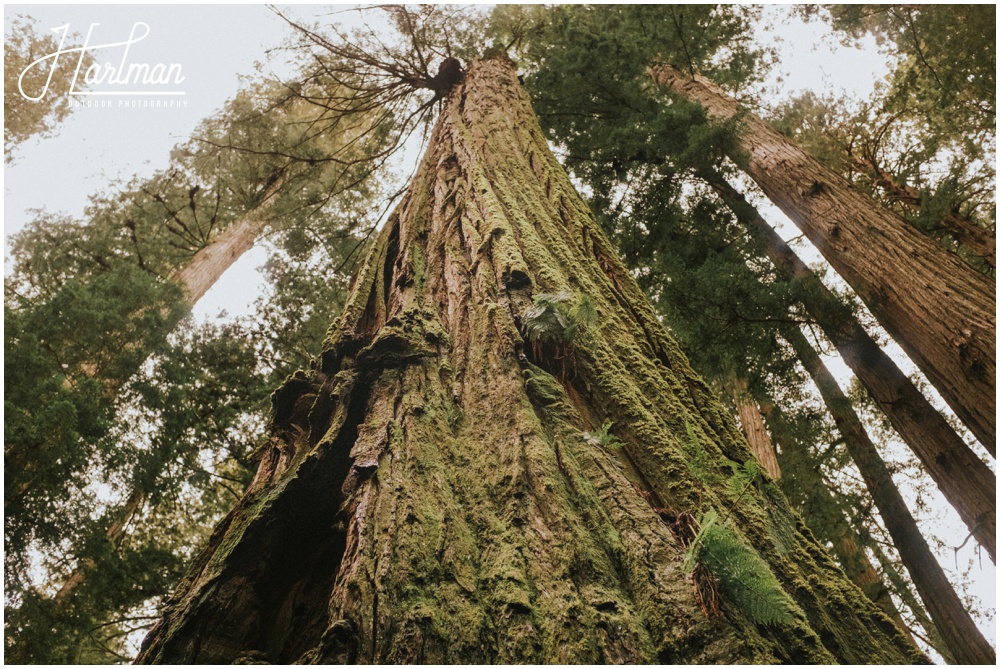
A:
[3,3,994,655]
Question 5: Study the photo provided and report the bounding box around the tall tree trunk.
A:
[760,403,916,647]
[785,325,994,664]
[651,63,996,449]
[135,56,923,665]
[707,176,995,559]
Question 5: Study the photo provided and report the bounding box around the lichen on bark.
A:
[136,55,926,665]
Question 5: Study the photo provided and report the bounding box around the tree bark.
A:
[135,56,924,665]
[728,376,781,480]
[785,325,995,665]
[708,176,995,559]
[651,63,996,450]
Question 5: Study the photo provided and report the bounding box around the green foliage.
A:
[684,509,795,626]
[784,6,995,275]
[725,458,764,502]
[808,5,995,140]
[583,421,623,449]
[491,4,763,187]
[4,16,94,161]
[4,43,390,661]
[522,291,597,350]
[5,265,186,564]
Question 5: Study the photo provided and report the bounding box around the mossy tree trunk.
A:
[136,55,925,665]
[651,64,996,451]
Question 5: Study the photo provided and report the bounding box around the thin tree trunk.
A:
[169,190,277,305]
[707,176,995,559]
[867,534,956,664]
[651,63,996,450]
[135,56,923,665]
[760,402,916,647]
[728,376,781,479]
[53,489,146,604]
[785,324,994,664]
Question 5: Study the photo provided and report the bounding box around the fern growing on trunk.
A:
[684,509,797,626]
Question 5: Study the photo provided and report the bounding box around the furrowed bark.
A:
[652,63,996,450]
[708,176,995,559]
[786,325,995,665]
[136,56,924,665]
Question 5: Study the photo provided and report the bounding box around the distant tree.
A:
[651,63,996,452]
[708,177,994,557]
[4,66,389,662]
[786,324,993,664]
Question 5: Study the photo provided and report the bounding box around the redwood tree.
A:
[708,176,995,557]
[137,55,922,665]
[650,63,996,450]
[784,325,995,664]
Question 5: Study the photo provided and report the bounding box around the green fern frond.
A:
[683,509,795,626]
[522,291,596,347]
[568,293,597,336]
[726,458,764,500]
[683,421,712,483]
[583,420,622,448]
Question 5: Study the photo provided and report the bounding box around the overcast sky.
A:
[4,4,993,651]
